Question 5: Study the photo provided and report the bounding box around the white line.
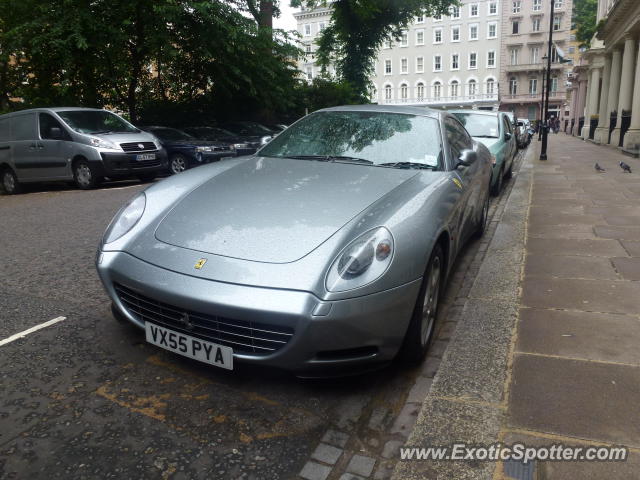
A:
[0,316,67,347]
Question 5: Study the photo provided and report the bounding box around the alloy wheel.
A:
[3,171,15,192]
[420,255,441,347]
[76,164,92,187]
[170,156,186,174]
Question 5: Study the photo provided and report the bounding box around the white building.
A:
[295,0,502,110]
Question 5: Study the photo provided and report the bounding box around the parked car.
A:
[0,107,167,194]
[140,126,236,175]
[451,110,517,196]
[221,121,278,139]
[183,126,262,156]
[515,118,532,148]
[97,105,492,376]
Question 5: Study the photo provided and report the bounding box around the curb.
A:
[392,145,536,480]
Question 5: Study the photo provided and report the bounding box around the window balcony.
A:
[501,91,566,103]
[505,62,566,73]
[381,93,499,106]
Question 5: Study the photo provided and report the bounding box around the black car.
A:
[220,121,278,139]
[183,126,262,156]
[141,126,237,175]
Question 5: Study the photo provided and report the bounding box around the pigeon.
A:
[595,163,605,172]
[620,161,632,173]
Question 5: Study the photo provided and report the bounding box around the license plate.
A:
[136,153,156,161]
[145,323,233,370]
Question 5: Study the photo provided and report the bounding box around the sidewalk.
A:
[394,135,640,480]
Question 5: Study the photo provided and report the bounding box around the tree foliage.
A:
[574,0,598,47]
[292,0,457,99]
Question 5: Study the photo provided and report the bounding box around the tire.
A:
[0,167,21,195]
[505,159,513,180]
[474,191,490,238]
[168,154,189,175]
[400,244,444,364]
[137,173,157,183]
[490,166,503,196]
[73,159,103,190]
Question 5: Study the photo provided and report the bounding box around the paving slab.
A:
[521,276,640,314]
[516,308,640,365]
[611,257,640,280]
[525,237,627,257]
[524,254,619,279]
[594,225,640,240]
[528,212,603,226]
[526,224,597,239]
[603,215,640,226]
[620,240,640,256]
[508,354,640,446]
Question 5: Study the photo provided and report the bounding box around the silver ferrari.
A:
[96,105,492,375]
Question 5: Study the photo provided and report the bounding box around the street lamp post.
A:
[540,0,556,160]
[538,60,547,141]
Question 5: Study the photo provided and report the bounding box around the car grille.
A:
[121,142,157,153]
[213,146,232,152]
[114,283,294,355]
[128,159,161,169]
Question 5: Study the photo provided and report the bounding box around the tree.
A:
[574,0,598,48]
[291,0,457,99]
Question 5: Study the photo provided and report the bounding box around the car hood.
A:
[154,156,418,263]
[162,139,229,148]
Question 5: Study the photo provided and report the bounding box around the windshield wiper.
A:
[284,155,373,165]
[380,162,438,170]
[473,135,499,138]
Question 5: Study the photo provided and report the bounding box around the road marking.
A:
[0,316,67,346]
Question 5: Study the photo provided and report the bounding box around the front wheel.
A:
[475,192,490,238]
[490,166,503,197]
[73,160,103,189]
[168,154,189,175]
[400,244,444,364]
[505,160,513,179]
[1,168,21,195]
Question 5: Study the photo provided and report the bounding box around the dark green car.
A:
[451,110,517,196]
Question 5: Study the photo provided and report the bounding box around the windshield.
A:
[452,113,500,138]
[189,127,234,139]
[224,122,272,136]
[57,110,139,134]
[259,111,442,168]
[149,128,194,141]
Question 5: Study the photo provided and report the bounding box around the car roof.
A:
[1,107,109,117]
[448,109,501,117]
[317,104,441,119]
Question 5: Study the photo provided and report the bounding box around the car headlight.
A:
[195,146,213,152]
[326,227,394,292]
[102,193,146,244]
[88,136,119,150]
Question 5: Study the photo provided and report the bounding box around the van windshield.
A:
[57,110,139,134]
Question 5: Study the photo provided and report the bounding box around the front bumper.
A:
[99,150,168,177]
[96,250,421,374]
[192,150,237,165]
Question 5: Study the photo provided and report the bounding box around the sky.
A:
[274,2,298,31]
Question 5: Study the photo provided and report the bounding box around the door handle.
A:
[29,143,37,150]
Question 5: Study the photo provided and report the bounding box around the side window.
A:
[502,116,512,136]
[39,113,66,139]
[11,113,37,141]
[0,118,10,142]
[445,117,473,162]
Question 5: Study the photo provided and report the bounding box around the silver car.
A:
[96,105,492,376]
[0,107,167,194]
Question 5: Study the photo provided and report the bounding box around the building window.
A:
[434,28,443,44]
[469,52,477,69]
[400,83,408,100]
[450,5,460,18]
[416,14,425,23]
[433,82,442,99]
[452,26,460,42]
[385,59,392,74]
[487,50,496,67]
[512,20,519,34]
[551,75,558,92]
[512,1,521,13]
[489,1,498,15]
[433,13,442,21]
[533,0,542,11]
[532,17,541,32]
[400,30,408,46]
[554,0,563,7]
[468,79,477,96]
[385,84,392,100]
[509,76,518,95]
[318,22,326,31]
[401,57,408,73]
[553,15,561,31]
[417,82,425,100]
[510,48,519,65]
[469,24,478,40]
[530,46,539,64]
[568,46,575,54]
[551,46,560,62]
[416,56,425,72]
[451,80,459,98]
[486,79,495,94]
[434,55,442,71]
[416,29,425,45]
[470,3,479,16]
[488,22,497,38]
[305,45,312,54]
[306,66,313,80]
[304,24,311,36]
[384,38,392,49]
[529,78,538,94]
[451,54,459,70]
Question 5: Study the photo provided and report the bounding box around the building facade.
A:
[294,5,333,82]
[499,0,574,122]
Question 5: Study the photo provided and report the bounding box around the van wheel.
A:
[400,244,444,364]
[1,168,21,195]
[73,160,102,189]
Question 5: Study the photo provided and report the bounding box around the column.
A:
[623,39,640,151]
[603,48,623,144]
[611,34,636,145]
[582,68,601,139]
[582,78,592,138]
[594,55,612,143]
[574,80,588,136]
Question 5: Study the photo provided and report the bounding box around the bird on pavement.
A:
[620,161,632,173]
[595,163,605,172]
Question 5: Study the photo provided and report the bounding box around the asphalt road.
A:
[0,170,506,480]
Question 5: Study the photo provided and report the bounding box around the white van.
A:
[0,107,168,194]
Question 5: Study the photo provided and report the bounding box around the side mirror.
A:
[456,149,476,168]
[260,135,272,146]
[505,132,512,141]
[50,127,64,140]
